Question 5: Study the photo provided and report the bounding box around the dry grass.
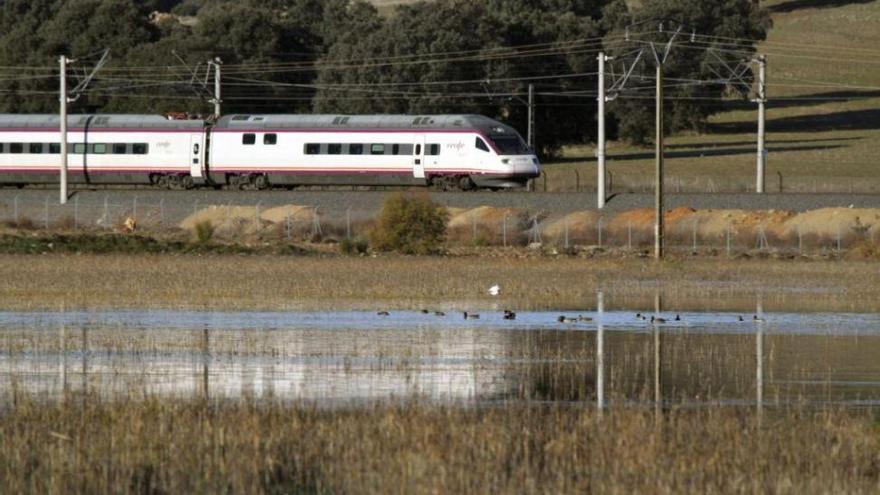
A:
[1,254,880,312]
[0,395,877,494]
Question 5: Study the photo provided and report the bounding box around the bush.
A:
[193,220,215,244]
[339,237,369,255]
[369,193,448,255]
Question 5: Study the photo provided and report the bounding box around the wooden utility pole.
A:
[655,63,664,260]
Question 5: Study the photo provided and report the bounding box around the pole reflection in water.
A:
[756,297,765,421]
[596,291,605,413]
[654,292,662,421]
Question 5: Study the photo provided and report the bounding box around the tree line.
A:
[0,0,769,155]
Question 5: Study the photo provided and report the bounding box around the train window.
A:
[349,144,364,155]
[415,144,421,155]
[91,143,107,154]
[29,143,43,154]
[392,144,400,155]
[112,143,127,154]
[0,143,4,153]
[427,144,440,156]
[72,143,86,154]
[132,143,149,155]
[10,143,23,154]
[264,133,277,145]
[328,143,342,155]
[49,143,60,154]
[305,143,320,155]
[242,134,256,145]
[475,137,490,153]
[371,144,385,155]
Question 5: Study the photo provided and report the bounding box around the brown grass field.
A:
[1,254,879,312]
[0,396,878,494]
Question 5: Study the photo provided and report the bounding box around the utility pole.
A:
[209,58,222,117]
[527,83,535,150]
[59,55,69,205]
[57,49,109,205]
[655,62,664,259]
[597,52,607,209]
[755,55,767,193]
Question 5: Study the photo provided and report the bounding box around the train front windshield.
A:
[491,136,531,155]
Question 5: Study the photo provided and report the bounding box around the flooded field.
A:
[3,301,879,410]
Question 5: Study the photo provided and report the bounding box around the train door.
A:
[412,135,425,179]
[190,133,205,178]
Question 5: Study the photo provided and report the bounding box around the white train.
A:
[0,114,541,190]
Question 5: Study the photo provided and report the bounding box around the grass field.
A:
[2,254,880,312]
[542,0,880,193]
[1,397,878,494]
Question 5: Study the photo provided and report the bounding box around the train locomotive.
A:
[0,113,541,190]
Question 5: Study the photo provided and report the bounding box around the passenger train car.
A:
[0,113,540,190]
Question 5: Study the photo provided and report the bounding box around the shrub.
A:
[339,237,369,255]
[369,193,448,254]
[193,220,215,244]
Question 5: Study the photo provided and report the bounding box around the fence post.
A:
[543,172,547,192]
[472,211,477,243]
[286,211,292,241]
[837,226,842,254]
[255,203,261,231]
[103,195,109,227]
[597,217,603,247]
[574,169,580,192]
[726,223,731,257]
[159,198,165,226]
[502,213,508,248]
[797,225,802,255]
[628,222,632,249]
[346,207,352,240]
[74,195,78,228]
[777,171,783,193]
[133,196,138,219]
[312,207,322,237]
[692,219,697,253]
[13,195,18,223]
[44,196,49,229]
[564,217,569,249]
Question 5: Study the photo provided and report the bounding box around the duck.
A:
[753,315,765,322]
[503,310,516,320]
[420,309,430,314]
[463,311,480,320]
[434,311,446,317]
[557,315,577,323]
[674,314,681,322]
[577,315,593,322]
[651,316,666,324]
[738,316,745,322]
[377,311,390,317]
[636,313,647,321]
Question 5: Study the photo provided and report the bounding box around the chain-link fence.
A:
[0,194,876,256]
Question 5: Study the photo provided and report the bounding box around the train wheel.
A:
[254,174,270,190]
[181,175,195,190]
[458,176,475,191]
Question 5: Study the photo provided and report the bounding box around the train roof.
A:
[214,114,522,135]
[0,114,205,129]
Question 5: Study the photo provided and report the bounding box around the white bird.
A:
[488,285,500,296]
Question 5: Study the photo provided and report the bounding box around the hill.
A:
[545,0,880,193]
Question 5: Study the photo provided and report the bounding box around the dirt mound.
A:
[260,205,317,224]
[542,211,603,240]
[781,208,880,238]
[180,204,314,236]
[179,205,260,231]
[447,206,521,229]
